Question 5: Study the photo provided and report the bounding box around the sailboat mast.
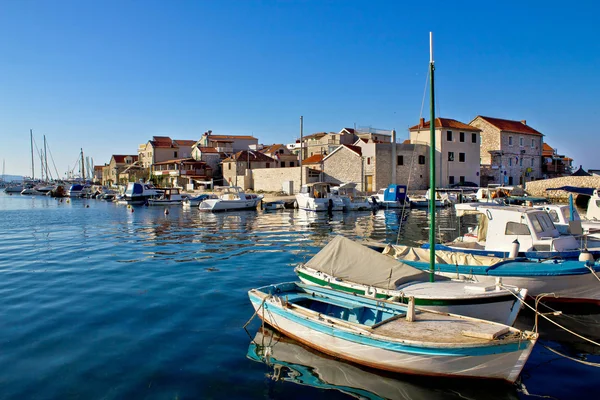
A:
[30,129,35,180]
[81,148,85,181]
[44,135,49,181]
[428,32,436,283]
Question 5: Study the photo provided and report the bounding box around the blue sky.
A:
[1,0,598,177]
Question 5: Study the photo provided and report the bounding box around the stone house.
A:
[103,155,138,186]
[151,158,212,189]
[261,144,299,168]
[542,143,573,178]
[321,145,363,187]
[470,116,544,186]
[301,154,326,182]
[409,118,481,187]
[196,131,258,152]
[93,165,104,183]
[295,129,358,159]
[138,136,195,169]
[118,162,147,185]
[222,150,276,187]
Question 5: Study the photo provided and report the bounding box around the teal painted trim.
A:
[297,271,388,299]
[248,295,530,357]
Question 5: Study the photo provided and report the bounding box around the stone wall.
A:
[252,166,307,193]
[525,176,600,199]
[322,147,362,187]
[375,143,429,191]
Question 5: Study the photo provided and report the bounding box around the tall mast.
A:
[44,135,49,181]
[81,148,85,181]
[299,115,304,187]
[30,129,35,180]
[428,32,436,283]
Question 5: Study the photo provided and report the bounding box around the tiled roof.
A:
[261,144,284,154]
[150,136,174,148]
[222,150,275,163]
[475,116,542,136]
[153,158,207,166]
[112,155,138,163]
[197,147,219,154]
[542,143,555,156]
[302,132,328,140]
[409,118,481,131]
[173,139,196,147]
[94,165,104,171]
[302,154,325,164]
[207,134,257,140]
[342,128,355,134]
[344,144,362,156]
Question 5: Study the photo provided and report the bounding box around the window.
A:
[530,216,543,233]
[228,163,231,170]
[519,137,524,147]
[290,161,295,167]
[279,149,284,154]
[448,152,455,162]
[509,158,512,167]
[531,139,535,148]
[509,136,513,146]
[280,161,285,167]
[449,176,455,185]
[519,158,523,167]
[505,222,531,235]
[548,210,560,223]
[459,153,465,162]
[174,151,178,158]
[472,133,477,143]
[397,155,404,165]
[367,158,371,165]
[459,132,465,142]
[418,155,425,164]
[447,131,453,141]
[266,163,270,168]
[460,176,465,183]
[508,176,513,185]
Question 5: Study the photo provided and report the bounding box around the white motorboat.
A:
[182,194,216,208]
[122,181,163,205]
[537,203,600,244]
[332,183,373,211]
[4,184,24,193]
[66,183,90,198]
[199,186,262,212]
[147,188,186,206]
[295,182,344,212]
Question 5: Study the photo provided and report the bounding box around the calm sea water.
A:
[0,193,598,399]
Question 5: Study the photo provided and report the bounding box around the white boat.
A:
[147,188,186,206]
[122,181,163,205]
[199,186,263,212]
[332,183,373,211]
[536,203,600,244]
[4,184,24,193]
[369,184,410,209]
[295,236,526,326]
[248,282,537,383]
[66,183,90,198]
[182,194,216,208]
[263,200,285,210]
[295,182,345,212]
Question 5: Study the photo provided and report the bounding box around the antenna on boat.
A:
[428,32,436,283]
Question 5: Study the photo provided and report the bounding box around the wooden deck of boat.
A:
[372,312,518,345]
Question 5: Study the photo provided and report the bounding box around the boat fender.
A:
[164,208,169,215]
[579,249,594,264]
[509,239,520,259]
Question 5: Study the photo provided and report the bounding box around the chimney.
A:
[521,120,526,125]
[419,117,425,128]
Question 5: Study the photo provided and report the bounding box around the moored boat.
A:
[248,282,538,383]
[199,186,262,212]
[147,188,186,206]
[295,182,344,212]
[122,181,163,205]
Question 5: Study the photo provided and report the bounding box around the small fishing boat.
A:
[409,189,447,208]
[248,282,537,383]
[263,200,285,211]
[182,194,215,208]
[332,183,374,211]
[537,203,600,244]
[295,236,526,325]
[199,186,262,212]
[147,188,186,206]
[369,184,410,209]
[546,186,600,221]
[295,182,344,212]
[435,203,596,260]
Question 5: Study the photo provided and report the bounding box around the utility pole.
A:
[300,116,304,188]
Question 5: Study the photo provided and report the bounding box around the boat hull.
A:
[199,198,261,212]
[249,289,535,383]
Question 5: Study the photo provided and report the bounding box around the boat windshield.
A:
[561,207,581,222]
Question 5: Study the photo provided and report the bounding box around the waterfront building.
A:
[138,136,196,169]
[195,130,258,152]
[103,155,138,186]
[409,118,481,187]
[222,150,276,189]
[260,144,299,167]
[542,143,573,178]
[151,158,213,189]
[470,116,543,186]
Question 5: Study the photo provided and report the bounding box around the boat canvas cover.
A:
[383,244,504,266]
[304,236,433,289]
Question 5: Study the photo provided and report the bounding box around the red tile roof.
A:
[207,134,257,140]
[409,118,481,131]
[222,150,275,163]
[112,155,138,163]
[173,139,196,147]
[302,154,325,164]
[197,147,219,154]
[262,144,285,154]
[475,116,542,136]
[94,165,104,171]
[542,143,555,156]
[344,144,362,156]
[150,136,174,148]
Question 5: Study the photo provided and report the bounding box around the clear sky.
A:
[1,0,598,177]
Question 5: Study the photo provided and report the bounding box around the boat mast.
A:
[80,148,85,182]
[30,129,35,180]
[428,32,436,283]
[44,135,49,182]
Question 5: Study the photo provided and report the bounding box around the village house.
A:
[195,131,258,152]
[102,155,138,186]
[222,150,276,189]
[93,165,104,183]
[301,154,326,182]
[293,129,358,159]
[151,158,213,189]
[261,144,299,167]
[353,127,392,143]
[118,162,147,184]
[470,116,544,186]
[542,143,573,178]
[138,136,196,170]
[409,118,481,187]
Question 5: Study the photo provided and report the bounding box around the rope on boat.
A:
[243,295,269,329]
[498,285,600,348]
[585,264,600,283]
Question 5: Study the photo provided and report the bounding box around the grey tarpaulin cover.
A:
[304,236,435,289]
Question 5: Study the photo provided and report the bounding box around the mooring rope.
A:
[498,284,600,348]
[540,343,600,368]
[243,295,269,329]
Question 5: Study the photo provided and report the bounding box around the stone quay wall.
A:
[525,176,600,199]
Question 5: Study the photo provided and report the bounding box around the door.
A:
[366,175,373,192]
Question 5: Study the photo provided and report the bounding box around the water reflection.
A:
[247,326,519,400]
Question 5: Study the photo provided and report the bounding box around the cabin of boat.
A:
[147,188,186,205]
[199,186,263,211]
[450,204,581,255]
[123,181,163,204]
[295,182,344,211]
[370,184,409,208]
[331,183,372,211]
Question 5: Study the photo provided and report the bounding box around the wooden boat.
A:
[295,236,526,326]
[248,282,537,383]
